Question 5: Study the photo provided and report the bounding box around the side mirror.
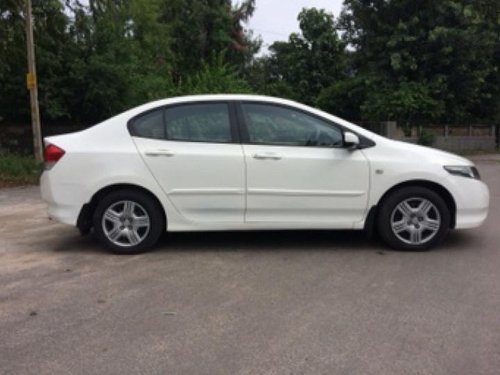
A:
[344,131,360,149]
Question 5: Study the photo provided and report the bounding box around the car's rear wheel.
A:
[93,189,164,254]
[378,186,450,250]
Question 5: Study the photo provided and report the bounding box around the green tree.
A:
[0,0,176,124]
[65,0,174,123]
[177,52,251,94]
[160,0,259,78]
[316,73,368,120]
[340,0,500,122]
[0,0,71,122]
[0,0,26,122]
[254,8,346,105]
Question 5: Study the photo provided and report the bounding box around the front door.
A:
[240,102,370,226]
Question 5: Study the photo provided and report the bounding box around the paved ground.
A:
[1,156,499,375]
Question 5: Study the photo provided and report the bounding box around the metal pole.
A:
[25,0,43,162]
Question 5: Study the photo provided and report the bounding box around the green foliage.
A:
[0,0,69,121]
[161,0,259,76]
[250,8,346,105]
[63,0,175,123]
[244,58,297,100]
[176,53,251,95]
[340,0,500,122]
[316,75,368,120]
[0,0,258,125]
[418,129,436,147]
[0,0,498,131]
[0,152,40,186]
[361,81,445,123]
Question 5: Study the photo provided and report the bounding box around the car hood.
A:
[387,139,474,166]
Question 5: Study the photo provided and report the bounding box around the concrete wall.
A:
[433,136,496,152]
[380,122,498,153]
[403,136,496,152]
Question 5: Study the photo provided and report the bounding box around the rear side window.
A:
[129,109,165,139]
[129,103,232,143]
[165,103,231,143]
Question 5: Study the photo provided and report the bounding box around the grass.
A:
[0,152,41,187]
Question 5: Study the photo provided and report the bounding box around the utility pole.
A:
[25,0,43,162]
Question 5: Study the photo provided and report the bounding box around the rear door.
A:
[131,102,245,224]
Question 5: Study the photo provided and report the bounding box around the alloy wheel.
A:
[390,197,441,245]
[101,200,151,248]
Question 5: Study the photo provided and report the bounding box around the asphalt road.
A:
[1,156,499,375]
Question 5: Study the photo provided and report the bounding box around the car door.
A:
[239,102,370,226]
[131,102,245,224]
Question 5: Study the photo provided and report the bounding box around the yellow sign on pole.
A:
[26,72,36,90]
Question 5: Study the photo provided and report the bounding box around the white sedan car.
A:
[41,95,489,254]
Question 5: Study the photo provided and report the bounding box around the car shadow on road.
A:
[439,229,480,252]
[158,229,476,254]
[159,230,382,253]
[51,228,476,255]
[51,229,384,254]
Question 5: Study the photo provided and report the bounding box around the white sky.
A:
[246,0,344,53]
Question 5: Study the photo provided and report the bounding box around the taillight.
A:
[44,143,65,169]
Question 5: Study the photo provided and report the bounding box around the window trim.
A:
[235,101,375,149]
[127,101,240,144]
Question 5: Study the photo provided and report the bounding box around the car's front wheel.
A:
[93,189,164,254]
[378,186,450,250]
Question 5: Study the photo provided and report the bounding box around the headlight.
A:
[444,165,481,180]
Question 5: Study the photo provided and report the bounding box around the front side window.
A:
[242,103,343,147]
[165,103,232,143]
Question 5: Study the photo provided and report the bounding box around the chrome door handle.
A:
[253,153,282,160]
[145,149,174,157]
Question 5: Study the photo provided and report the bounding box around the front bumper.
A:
[449,177,490,229]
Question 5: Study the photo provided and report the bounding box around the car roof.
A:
[139,94,299,110]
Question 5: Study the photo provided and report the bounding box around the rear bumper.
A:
[40,171,85,226]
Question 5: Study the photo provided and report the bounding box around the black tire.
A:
[93,189,165,254]
[377,186,450,251]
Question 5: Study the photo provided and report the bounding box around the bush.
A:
[176,53,252,95]
[0,152,41,187]
[316,76,367,120]
[417,129,436,146]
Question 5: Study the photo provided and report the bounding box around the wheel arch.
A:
[77,183,167,234]
[367,180,457,233]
